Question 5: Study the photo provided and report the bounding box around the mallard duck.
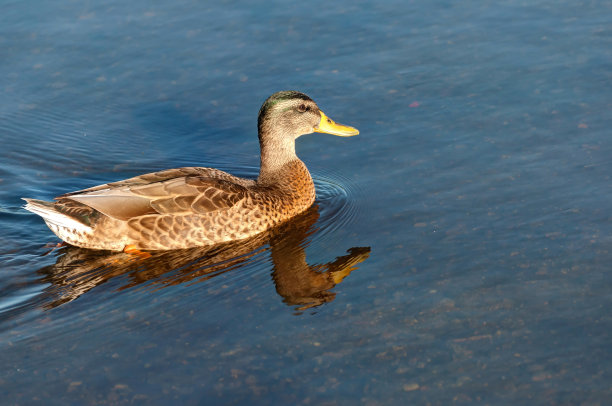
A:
[23,91,359,251]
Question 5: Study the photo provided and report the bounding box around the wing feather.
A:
[60,171,249,221]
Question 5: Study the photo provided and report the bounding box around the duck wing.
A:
[59,172,249,222]
[59,167,241,197]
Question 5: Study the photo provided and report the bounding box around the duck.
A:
[23,91,359,251]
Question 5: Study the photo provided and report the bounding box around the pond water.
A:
[2,0,611,404]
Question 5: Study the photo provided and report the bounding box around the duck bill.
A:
[314,111,359,137]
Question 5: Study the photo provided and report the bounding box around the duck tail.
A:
[22,198,93,233]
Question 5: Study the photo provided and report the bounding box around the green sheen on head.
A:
[258,91,313,129]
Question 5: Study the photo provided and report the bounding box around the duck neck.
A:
[257,136,299,186]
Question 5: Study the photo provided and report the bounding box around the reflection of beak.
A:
[314,111,359,137]
[330,247,371,284]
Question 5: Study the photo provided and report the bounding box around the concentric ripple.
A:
[312,167,361,242]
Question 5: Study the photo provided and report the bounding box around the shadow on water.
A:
[30,205,370,314]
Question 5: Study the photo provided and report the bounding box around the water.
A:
[1,0,611,404]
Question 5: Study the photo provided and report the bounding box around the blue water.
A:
[2,0,612,404]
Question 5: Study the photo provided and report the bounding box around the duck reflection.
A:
[36,205,370,312]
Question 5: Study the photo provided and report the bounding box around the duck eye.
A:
[297,104,307,113]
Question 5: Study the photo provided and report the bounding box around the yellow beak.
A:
[314,111,359,137]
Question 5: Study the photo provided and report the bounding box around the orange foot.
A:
[42,241,69,256]
[123,244,152,259]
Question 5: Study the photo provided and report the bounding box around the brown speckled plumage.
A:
[23,91,358,251]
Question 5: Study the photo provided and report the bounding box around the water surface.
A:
[1,0,612,404]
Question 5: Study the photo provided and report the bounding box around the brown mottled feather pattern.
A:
[121,160,314,250]
[37,160,315,250]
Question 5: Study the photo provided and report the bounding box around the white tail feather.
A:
[23,199,92,233]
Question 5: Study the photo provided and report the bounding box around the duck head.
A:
[256,91,359,184]
[257,91,359,145]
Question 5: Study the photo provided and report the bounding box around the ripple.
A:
[312,167,361,242]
